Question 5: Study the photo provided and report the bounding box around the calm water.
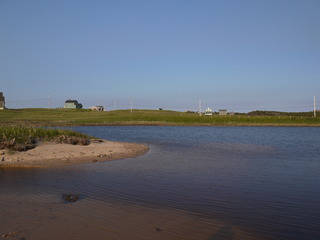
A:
[1,126,320,240]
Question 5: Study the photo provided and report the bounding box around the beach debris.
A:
[54,135,90,145]
[97,154,107,158]
[1,231,20,238]
[0,137,37,152]
[62,193,79,202]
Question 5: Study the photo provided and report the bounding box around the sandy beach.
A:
[0,140,149,167]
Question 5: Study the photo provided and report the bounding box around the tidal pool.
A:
[1,126,319,240]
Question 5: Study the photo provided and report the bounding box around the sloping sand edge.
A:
[0,140,149,167]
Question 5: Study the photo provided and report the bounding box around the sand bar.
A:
[0,140,149,167]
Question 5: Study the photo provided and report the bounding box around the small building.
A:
[205,108,213,116]
[219,109,227,116]
[0,92,5,110]
[90,106,105,111]
[64,99,83,109]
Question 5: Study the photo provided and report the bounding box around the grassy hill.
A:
[0,108,319,126]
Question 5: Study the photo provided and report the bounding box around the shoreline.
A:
[71,122,320,127]
[2,122,320,127]
[0,140,149,168]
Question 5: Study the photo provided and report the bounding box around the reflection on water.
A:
[1,126,320,240]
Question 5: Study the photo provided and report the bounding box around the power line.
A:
[314,96,317,117]
[47,94,51,109]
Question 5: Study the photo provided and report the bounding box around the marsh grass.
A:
[0,126,92,151]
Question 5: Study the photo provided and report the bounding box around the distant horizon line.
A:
[2,107,318,114]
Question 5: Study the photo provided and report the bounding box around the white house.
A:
[205,108,213,116]
[64,99,83,109]
[219,109,227,115]
[90,106,105,111]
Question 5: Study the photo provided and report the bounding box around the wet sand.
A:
[0,192,262,240]
[0,140,149,167]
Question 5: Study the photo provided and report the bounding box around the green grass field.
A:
[0,108,319,126]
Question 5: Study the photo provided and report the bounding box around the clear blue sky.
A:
[1,0,319,112]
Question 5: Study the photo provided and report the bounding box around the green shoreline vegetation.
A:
[0,125,92,151]
[0,108,319,127]
[1,108,319,151]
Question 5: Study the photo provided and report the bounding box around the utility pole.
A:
[47,94,50,109]
[113,100,116,111]
[199,100,202,116]
[130,99,133,113]
[314,96,317,117]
